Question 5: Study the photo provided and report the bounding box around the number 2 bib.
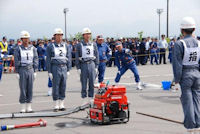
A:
[52,43,67,60]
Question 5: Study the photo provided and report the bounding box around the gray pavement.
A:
[0,63,187,134]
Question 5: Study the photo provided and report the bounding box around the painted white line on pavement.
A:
[104,74,173,80]
[118,82,162,88]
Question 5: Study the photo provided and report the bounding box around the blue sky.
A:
[0,0,200,40]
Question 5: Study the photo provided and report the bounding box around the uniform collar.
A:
[184,35,192,39]
[54,42,64,47]
[21,44,32,49]
[82,41,92,46]
[97,42,103,46]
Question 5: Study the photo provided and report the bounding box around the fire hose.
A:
[0,103,89,119]
[1,119,47,131]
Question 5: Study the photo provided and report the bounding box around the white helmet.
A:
[180,17,196,29]
[54,28,63,35]
[82,27,91,35]
[20,31,30,38]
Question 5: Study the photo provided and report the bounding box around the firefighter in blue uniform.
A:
[149,38,158,65]
[114,41,142,90]
[168,37,175,63]
[37,41,46,71]
[96,35,111,84]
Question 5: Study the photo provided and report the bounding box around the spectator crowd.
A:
[0,34,200,73]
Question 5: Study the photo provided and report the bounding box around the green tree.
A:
[138,31,143,41]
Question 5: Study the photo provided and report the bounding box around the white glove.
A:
[117,71,121,75]
[34,73,37,80]
[95,68,98,74]
[174,83,179,90]
[67,72,70,76]
[16,74,20,79]
[125,49,130,54]
[77,69,81,75]
[48,73,53,80]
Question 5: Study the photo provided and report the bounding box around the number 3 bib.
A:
[81,43,94,58]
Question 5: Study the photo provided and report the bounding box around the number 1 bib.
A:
[19,46,34,64]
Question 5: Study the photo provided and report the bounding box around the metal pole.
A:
[157,9,163,40]
[167,0,169,37]
[159,14,161,40]
[63,8,69,41]
[64,12,67,40]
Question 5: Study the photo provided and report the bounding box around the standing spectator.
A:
[107,38,116,67]
[168,37,176,63]
[130,39,139,65]
[158,34,168,64]
[145,37,150,64]
[0,36,8,72]
[0,50,3,81]
[37,41,46,71]
[8,39,15,72]
[122,38,128,48]
[149,38,158,65]
[71,38,78,67]
[139,38,146,65]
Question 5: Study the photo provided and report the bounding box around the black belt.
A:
[183,66,199,70]
[20,66,33,70]
[100,60,107,63]
[53,64,66,67]
[127,59,134,64]
[81,60,93,64]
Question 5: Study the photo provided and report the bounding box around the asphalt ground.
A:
[0,62,187,134]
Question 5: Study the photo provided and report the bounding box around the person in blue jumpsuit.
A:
[44,40,53,96]
[172,17,200,133]
[149,38,158,65]
[168,38,175,63]
[114,41,142,90]
[96,35,111,84]
[37,41,46,71]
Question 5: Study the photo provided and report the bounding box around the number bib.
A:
[19,46,34,65]
[81,43,94,58]
[52,43,67,60]
[181,40,200,66]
